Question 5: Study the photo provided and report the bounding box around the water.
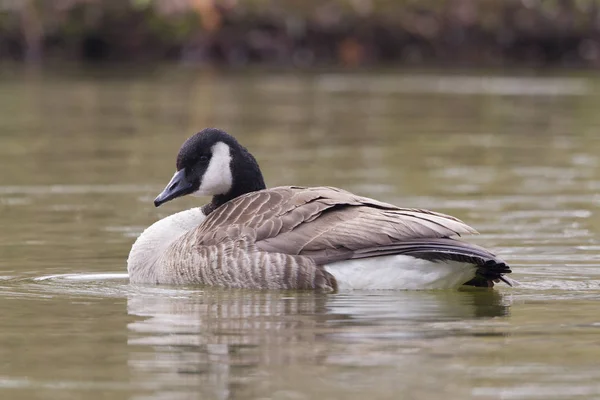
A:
[1,68,600,399]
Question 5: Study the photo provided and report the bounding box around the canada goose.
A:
[127,128,513,290]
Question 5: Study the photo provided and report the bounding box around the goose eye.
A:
[199,155,209,163]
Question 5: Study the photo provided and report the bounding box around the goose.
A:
[127,128,513,291]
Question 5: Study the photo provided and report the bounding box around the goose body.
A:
[127,129,512,291]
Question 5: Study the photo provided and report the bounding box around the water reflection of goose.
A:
[126,289,509,399]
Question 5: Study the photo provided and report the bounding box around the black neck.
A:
[202,145,266,216]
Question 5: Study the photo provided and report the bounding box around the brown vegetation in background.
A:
[2,0,600,68]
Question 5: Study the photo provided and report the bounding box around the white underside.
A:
[324,255,477,290]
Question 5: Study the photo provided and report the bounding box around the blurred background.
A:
[4,0,600,67]
[3,2,600,400]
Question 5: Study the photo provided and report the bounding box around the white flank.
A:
[324,255,477,290]
[128,208,206,283]
[194,142,233,197]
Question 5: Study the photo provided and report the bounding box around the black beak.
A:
[154,169,194,207]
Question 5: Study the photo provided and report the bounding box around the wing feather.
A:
[195,186,478,258]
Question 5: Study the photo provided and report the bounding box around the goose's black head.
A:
[154,128,266,211]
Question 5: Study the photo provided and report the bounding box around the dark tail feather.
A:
[464,260,513,287]
[350,238,512,287]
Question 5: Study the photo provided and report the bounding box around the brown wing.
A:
[195,186,478,263]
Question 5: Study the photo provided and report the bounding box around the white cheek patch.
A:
[194,141,233,196]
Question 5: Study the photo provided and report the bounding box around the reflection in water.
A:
[126,289,509,399]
